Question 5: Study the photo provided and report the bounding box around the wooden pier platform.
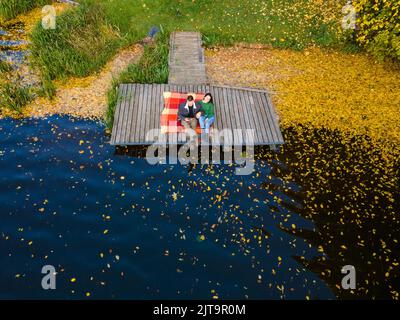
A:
[110,84,284,146]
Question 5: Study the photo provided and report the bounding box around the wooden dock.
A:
[110,31,284,147]
[110,84,284,146]
[168,32,207,85]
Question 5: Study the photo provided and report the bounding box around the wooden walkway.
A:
[110,84,284,146]
[168,32,207,85]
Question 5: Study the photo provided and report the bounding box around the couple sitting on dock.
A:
[178,93,215,140]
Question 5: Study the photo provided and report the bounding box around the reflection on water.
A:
[0,116,334,299]
[265,126,400,300]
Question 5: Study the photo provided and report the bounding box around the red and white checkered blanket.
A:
[160,91,204,134]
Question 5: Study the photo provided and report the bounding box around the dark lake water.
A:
[0,116,336,299]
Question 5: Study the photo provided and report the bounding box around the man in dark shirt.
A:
[178,95,202,138]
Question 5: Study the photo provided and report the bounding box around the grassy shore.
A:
[30,0,346,84]
[30,1,122,81]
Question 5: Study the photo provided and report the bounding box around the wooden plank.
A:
[130,84,140,143]
[116,84,128,144]
[140,84,150,142]
[241,90,263,144]
[251,92,272,143]
[110,84,125,144]
[239,90,260,144]
[152,83,160,135]
[231,90,247,143]
[154,84,164,129]
[143,84,152,141]
[250,91,271,143]
[126,85,136,143]
[236,90,251,130]
[134,84,145,143]
[153,84,160,132]
[220,87,234,145]
[144,84,153,142]
[254,91,274,143]
[213,87,225,131]
[220,87,232,133]
[212,87,224,131]
[153,84,161,130]
[223,86,235,130]
[263,92,284,143]
[258,92,278,143]
[123,84,136,143]
[144,84,154,142]
[115,83,127,144]
[213,84,269,94]
[129,84,140,142]
[227,88,243,144]
[229,90,246,130]
[209,88,221,130]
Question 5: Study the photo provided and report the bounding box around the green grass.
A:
[31,0,343,83]
[106,31,169,130]
[36,73,56,99]
[0,59,12,73]
[0,0,50,21]
[0,83,33,114]
[30,1,122,81]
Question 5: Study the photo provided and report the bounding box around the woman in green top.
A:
[198,93,215,134]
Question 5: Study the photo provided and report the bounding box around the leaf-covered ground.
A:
[206,46,400,161]
[22,44,143,119]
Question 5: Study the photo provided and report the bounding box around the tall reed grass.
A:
[30,1,121,82]
[0,59,11,73]
[0,83,32,113]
